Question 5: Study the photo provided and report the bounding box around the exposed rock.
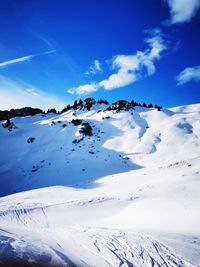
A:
[0,107,43,121]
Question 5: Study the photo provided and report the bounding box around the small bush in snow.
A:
[2,119,17,131]
[27,137,36,143]
[71,119,83,126]
[32,165,39,172]
[72,138,83,144]
[79,122,93,136]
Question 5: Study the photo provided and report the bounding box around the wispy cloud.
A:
[165,0,200,24]
[68,29,167,95]
[31,30,55,50]
[0,50,55,69]
[32,32,83,80]
[0,55,32,69]
[176,66,200,85]
[85,59,102,76]
[0,75,65,110]
[26,88,40,96]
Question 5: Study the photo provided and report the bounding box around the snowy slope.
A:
[0,103,200,266]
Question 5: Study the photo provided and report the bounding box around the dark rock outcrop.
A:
[0,107,43,121]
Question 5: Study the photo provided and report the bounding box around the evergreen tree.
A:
[78,99,83,108]
[148,103,153,108]
[130,100,136,107]
[84,98,96,111]
[73,100,78,110]
[62,104,71,113]
[98,99,109,105]
[47,108,57,114]
[142,102,147,108]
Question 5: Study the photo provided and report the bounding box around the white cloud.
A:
[176,66,200,85]
[99,70,137,90]
[67,83,98,95]
[112,54,140,71]
[68,29,167,95]
[0,50,55,69]
[99,30,166,91]
[0,75,65,110]
[165,0,200,24]
[85,59,102,75]
[145,31,166,60]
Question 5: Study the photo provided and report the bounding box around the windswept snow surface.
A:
[0,103,200,266]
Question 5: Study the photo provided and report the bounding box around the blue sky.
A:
[0,0,200,110]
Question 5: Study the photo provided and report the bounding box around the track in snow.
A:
[0,227,195,267]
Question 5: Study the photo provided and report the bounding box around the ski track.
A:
[50,228,196,267]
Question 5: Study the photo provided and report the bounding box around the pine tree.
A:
[78,99,83,108]
[148,103,153,108]
[73,100,78,110]
[46,108,57,114]
[142,102,147,108]
[62,104,71,113]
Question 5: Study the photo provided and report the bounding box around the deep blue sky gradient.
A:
[0,0,199,107]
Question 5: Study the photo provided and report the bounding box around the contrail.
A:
[0,50,56,69]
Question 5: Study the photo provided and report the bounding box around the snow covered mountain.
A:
[0,102,200,266]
